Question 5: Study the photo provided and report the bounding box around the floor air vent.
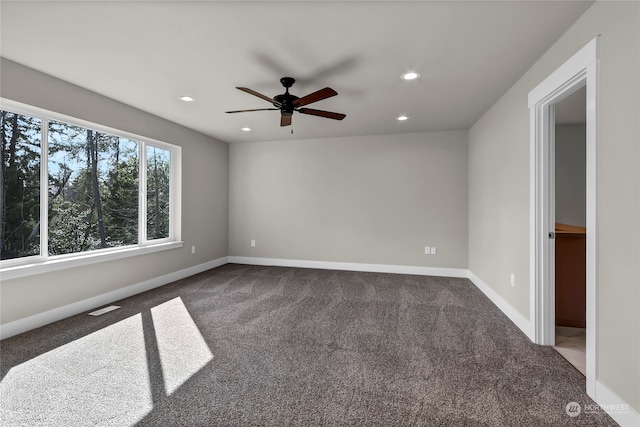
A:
[89,305,121,316]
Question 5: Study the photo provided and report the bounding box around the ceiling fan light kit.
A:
[226,77,346,127]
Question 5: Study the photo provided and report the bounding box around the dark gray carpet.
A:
[1,264,617,426]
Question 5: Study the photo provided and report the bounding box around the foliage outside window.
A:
[146,146,171,240]
[1,106,178,264]
[0,111,41,259]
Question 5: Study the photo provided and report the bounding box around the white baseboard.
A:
[595,380,640,427]
[467,271,534,341]
[0,257,228,340]
[228,256,469,278]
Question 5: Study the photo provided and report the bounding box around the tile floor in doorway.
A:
[554,326,586,375]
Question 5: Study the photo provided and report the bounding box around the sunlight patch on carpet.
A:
[0,314,152,425]
[151,297,213,395]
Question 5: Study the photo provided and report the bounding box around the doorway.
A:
[528,37,599,397]
[552,87,587,375]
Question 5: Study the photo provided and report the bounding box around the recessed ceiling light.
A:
[241,127,252,132]
[397,115,409,121]
[401,71,420,81]
[179,95,194,102]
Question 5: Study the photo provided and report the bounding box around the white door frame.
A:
[528,37,599,397]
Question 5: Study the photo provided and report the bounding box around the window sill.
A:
[0,241,184,281]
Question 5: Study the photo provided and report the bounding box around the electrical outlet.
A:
[510,273,515,287]
[191,245,196,254]
[251,240,256,247]
[431,247,437,255]
[425,246,430,255]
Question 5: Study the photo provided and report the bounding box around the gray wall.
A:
[468,1,639,412]
[0,59,229,324]
[555,124,586,227]
[229,131,468,268]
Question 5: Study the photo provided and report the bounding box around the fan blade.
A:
[292,87,338,106]
[225,108,279,113]
[298,108,346,120]
[280,114,292,127]
[237,87,280,106]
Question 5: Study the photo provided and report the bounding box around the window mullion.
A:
[168,149,174,240]
[170,147,179,241]
[41,119,49,258]
[139,141,147,244]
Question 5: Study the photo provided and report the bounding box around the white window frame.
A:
[141,141,181,245]
[0,99,183,280]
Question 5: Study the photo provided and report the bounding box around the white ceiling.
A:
[0,1,593,143]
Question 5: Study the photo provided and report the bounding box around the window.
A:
[146,146,171,240]
[0,111,42,260]
[1,102,181,272]
[48,120,140,255]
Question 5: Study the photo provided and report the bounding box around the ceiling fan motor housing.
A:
[273,93,298,115]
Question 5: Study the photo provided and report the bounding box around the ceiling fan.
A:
[225,77,346,127]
